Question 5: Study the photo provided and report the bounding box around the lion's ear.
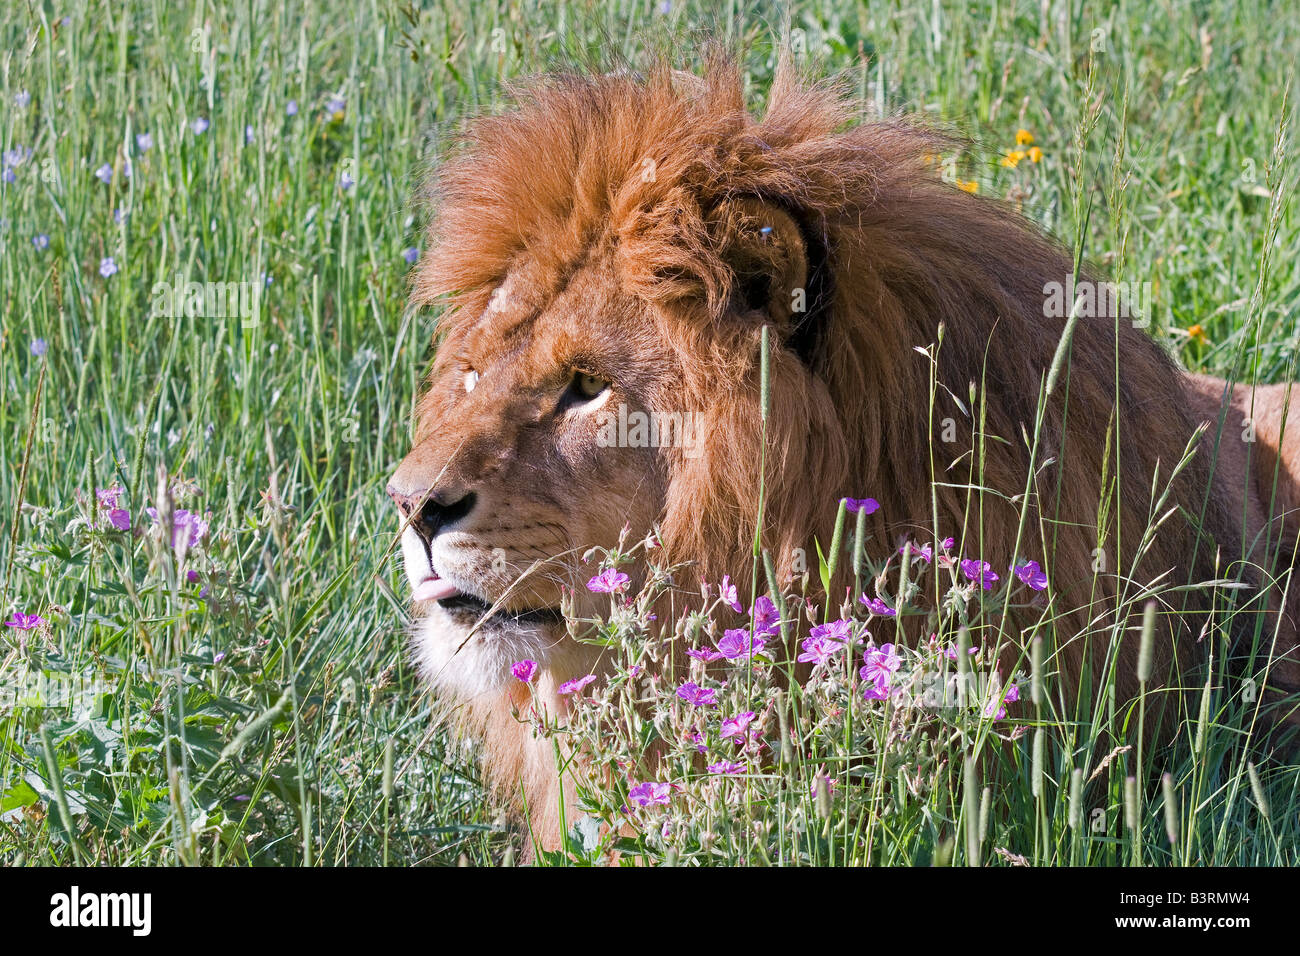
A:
[711,197,810,326]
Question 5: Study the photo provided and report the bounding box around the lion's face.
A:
[389,248,678,696]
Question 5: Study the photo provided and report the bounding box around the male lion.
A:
[389,57,1300,848]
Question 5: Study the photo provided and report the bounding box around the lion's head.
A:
[389,57,1293,843]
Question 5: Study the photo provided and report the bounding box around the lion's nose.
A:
[387,484,477,543]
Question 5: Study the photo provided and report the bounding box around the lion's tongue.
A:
[413,576,459,603]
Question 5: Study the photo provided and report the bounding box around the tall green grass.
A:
[1,0,1297,865]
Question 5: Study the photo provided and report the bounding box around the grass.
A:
[1,0,1297,866]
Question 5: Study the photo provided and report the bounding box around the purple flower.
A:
[94,163,113,184]
[31,338,48,356]
[511,659,538,683]
[106,508,131,531]
[191,117,209,135]
[984,680,1020,719]
[798,632,842,665]
[96,486,125,508]
[718,574,741,613]
[719,711,756,740]
[32,234,49,251]
[860,595,896,617]
[960,558,999,590]
[213,651,226,664]
[326,95,346,116]
[940,537,955,551]
[145,507,208,549]
[186,569,201,584]
[686,646,724,662]
[3,612,45,630]
[14,90,30,108]
[862,678,890,701]
[707,761,745,775]
[1013,559,1047,591]
[860,643,901,688]
[811,618,853,643]
[402,247,419,264]
[558,673,596,695]
[798,624,848,663]
[750,595,780,636]
[716,628,765,660]
[899,540,933,564]
[841,497,880,515]
[340,170,354,190]
[136,132,153,151]
[586,567,630,593]
[244,125,255,145]
[2,168,14,183]
[99,257,118,278]
[675,681,717,707]
[628,781,672,807]
[286,100,298,116]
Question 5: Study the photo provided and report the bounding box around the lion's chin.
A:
[410,601,590,701]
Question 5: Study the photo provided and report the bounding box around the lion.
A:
[389,56,1300,850]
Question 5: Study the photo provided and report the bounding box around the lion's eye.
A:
[464,370,480,393]
[573,371,609,400]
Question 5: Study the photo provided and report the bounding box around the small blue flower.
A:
[31,338,48,357]
[2,168,13,184]
[136,132,153,151]
[95,163,113,184]
[326,95,346,116]
[244,124,255,145]
[32,233,49,250]
[285,99,298,116]
[14,90,30,108]
[99,257,118,278]
[402,247,419,264]
[340,171,354,190]
[191,117,209,135]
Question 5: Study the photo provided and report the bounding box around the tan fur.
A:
[392,56,1300,850]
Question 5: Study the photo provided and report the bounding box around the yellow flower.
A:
[956,179,979,193]
[1028,146,1043,163]
[1000,149,1028,168]
[1188,324,1209,346]
[1015,128,1034,146]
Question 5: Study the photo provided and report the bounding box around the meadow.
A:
[1,0,1298,866]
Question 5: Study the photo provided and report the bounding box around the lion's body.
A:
[392,58,1300,849]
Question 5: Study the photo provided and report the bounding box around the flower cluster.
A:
[509,495,1046,863]
[999,128,1045,168]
